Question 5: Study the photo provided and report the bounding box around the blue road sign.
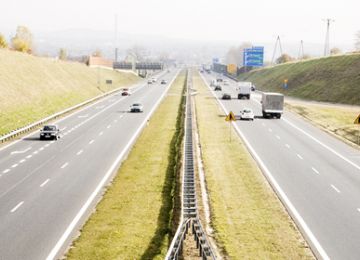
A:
[243,46,264,67]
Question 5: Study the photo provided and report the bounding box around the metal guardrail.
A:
[165,69,216,260]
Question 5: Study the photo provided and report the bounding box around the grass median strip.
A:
[67,71,186,260]
[193,72,314,259]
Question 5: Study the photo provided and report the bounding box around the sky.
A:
[0,0,359,51]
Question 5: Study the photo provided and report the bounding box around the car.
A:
[151,77,157,82]
[223,79,229,85]
[147,79,153,84]
[216,78,223,83]
[40,125,61,140]
[214,85,222,91]
[240,108,254,121]
[161,79,167,84]
[222,93,231,100]
[210,80,216,87]
[130,103,143,113]
[121,88,131,96]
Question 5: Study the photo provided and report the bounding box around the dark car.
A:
[222,93,231,100]
[161,79,167,84]
[214,85,222,91]
[40,125,60,140]
[121,88,131,96]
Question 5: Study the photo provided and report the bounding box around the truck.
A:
[237,82,252,99]
[261,92,284,119]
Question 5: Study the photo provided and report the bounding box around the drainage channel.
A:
[165,69,216,260]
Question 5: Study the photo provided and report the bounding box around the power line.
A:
[323,18,335,56]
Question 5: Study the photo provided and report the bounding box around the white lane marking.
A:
[33,151,38,155]
[285,144,291,149]
[61,162,69,169]
[11,164,18,168]
[61,127,67,131]
[200,73,330,260]
[107,125,111,129]
[89,140,95,145]
[268,128,273,132]
[276,135,281,140]
[261,122,266,126]
[10,147,32,155]
[50,141,55,144]
[19,159,26,164]
[78,114,89,118]
[331,184,341,193]
[45,144,50,147]
[114,119,118,123]
[357,208,360,213]
[3,169,10,174]
[312,167,320,174]
[99,132,104,136]
[39,147,45,151]
[76,150,83,156]
[119,115,124,118]
[26,155,32,159]
[46,69,178,260]
[10,201,24,213]
[40,179,50,187]
[297,154,303,160]
[282,118,360,172]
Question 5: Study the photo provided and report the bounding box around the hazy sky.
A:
[1,0,359,47]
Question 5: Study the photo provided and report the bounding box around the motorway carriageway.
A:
[0,69,180,260]
[202,72,360,260]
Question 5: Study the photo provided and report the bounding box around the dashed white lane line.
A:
[357,208,360,213]
[39,147,45,151]
[89,140,95,145]
[3,169,10,174]
[45,144,50,148]
[33,151,38,155]
[331,184,341,193]
[276,135,281,140]
[261,122,266,126]
[19,159,26,164]
[99,132,104,136]
[40,179,50,188]
[285,144,291,149]
[268,128,273,132]
[61,127,67,131]
[61,162,69,169]
[76,150,83,156]
[297,154,303,160]
[11,164,18,168]
[114,119,118,123]
[107,125,111,129]
[26,155,32,159]
[312,167,320,174]
[10,201,24,213]
[119,115,124,119]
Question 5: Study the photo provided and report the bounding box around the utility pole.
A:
[323,18,335,56]
[271,35,283,65]
[298,40,304,59]
[114,14,118,62]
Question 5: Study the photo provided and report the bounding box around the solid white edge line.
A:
[331,184,341,193]
[10,201,24,213]
[40,179,50,187]
[46,69,180,260]
[200,73,330,260]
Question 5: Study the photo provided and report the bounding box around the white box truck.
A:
[261,92,284,119]
[237,82,252,99]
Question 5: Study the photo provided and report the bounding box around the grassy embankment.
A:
[239,53,360,106]
[67,71,186,259]
[194,72,314,259]
[0,49,139,136]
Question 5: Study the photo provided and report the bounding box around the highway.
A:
[201,72,360,260]
[0,69,179,260]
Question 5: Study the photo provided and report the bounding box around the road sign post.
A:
[283,79,288,89]
[225,111,236,142]
[354,114,360,145]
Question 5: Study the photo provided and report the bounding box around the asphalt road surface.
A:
[202,72,360,260]
[0,69,179,260]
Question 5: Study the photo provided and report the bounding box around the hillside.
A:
[238,54,360,105]
[0,49,139,136]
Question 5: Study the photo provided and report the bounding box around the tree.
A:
[0,34,8,48]
[355,31,360,51]
[302,54,312,60]
[11,26,33,53]
[225,42,252,66]
[58,48,67,60]
[330,47,342,55]
[276,54,294,64]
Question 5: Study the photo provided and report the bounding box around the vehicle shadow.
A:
[22,137,41,141]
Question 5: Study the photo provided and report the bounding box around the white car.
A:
[240,108,254,121]
[151,77,157,82]
[130,103,143,113]
[223,79,229,85]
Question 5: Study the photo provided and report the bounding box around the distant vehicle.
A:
[240,108,254,121]
[40,125,60,140]
[147,79,153,84]
[203,65,211,73]
[251,84,256,91]
[216,78,223,83]
[121,88,131,96]
[222,93,231,100]
[261,92,284,119]
[199,69,204,73]
[214,85,222,91]
[223,79,229,85]
[161,79,167,84]
[151,77,157,82]
[237,82,252,99]
[130,103,144,113]
[210,80,216,87]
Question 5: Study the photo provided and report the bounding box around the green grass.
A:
[285,101,360,146]
[66,71,186,260]
[0,49,140,136]
[238,54,360,105]
[194,71,314,259]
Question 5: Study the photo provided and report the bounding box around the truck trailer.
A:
[237,82,252,99]
[261,92,284,119]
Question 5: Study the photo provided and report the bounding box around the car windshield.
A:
[43,125,56,131]
[133,103,141,107]
[243,109,252,113]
